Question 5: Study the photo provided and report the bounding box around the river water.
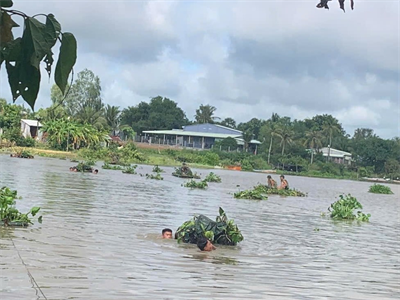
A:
[0,155,399,300]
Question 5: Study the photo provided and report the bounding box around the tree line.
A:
[0,68,398,178]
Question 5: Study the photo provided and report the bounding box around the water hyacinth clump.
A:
[146,173,164,180]
[204,172,222,183]
[183,179,208,189]
[0,186,42,226]
[102,163,124,170]
[234,189,267,200]
[122,165,138,174]
[175,207,243,246]
[368,184,393,194]
[253,184,307,197]
[328,194,371,222]
[152,165,164,173]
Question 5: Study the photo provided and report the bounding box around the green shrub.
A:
[368,184,393,194]
[203,152,220,166]
[241,159,253,171]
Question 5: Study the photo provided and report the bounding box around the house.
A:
[320,147,352,165]
[21,119,43,139]
[142,123,261,151]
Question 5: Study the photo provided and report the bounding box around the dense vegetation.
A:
[328,194,370,222]
[175,207,243,246]
[183,180,208,189]
[234,189,267,200]
[368,184,393,195]
[204,172,222,183]
[0,186,42,226]
[1,66,399,180]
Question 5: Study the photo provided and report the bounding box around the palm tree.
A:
[322,118,341,161]
[275,125,294,155]
[194,104,220,124]
[242,130,254,152]
[105,105,121,136]
[304,129,323,164]
[267,122,279,164]
[120,125,136,141]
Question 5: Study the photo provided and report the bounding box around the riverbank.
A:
[2,146,398,185]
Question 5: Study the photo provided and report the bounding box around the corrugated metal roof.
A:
[21,119,43,127]
[320,147,352,157]
[143,130,242,139]
[143,130,262,144]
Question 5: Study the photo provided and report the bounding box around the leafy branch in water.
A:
[234,189,267,200]
[183,179,208,189]
[0,186,42,226]
[368,184,393,195]
[146,173,164,180]
[316,0,354,12]
[0,0,77,110]
[204,172,222,183]
[253,184,307,197]
[152,165,164,173]
[328,194,370,222]
[122,165,138,174]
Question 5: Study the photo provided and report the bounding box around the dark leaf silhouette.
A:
[316,0,354,11]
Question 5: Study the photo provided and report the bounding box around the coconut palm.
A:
[242,130,254,152]
[304,129,323,164]
[322,117,342,160]
[194,104,220,124]
[267,122,279,164]
[105,105,121,136]
[275,125,294,155]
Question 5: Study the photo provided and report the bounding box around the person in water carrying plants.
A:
[279,175,289,190]
[197,237,216,251]
[267,175,277,188]
[181,162,191,175]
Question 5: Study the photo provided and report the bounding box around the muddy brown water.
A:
[0,155,399,299]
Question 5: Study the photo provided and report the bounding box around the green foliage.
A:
[368,184,393,194]
[0,3,76,109]
[195,104,218,124]
[152,165,164,173]
[120,96,188,134]
[241,159,253,171]
[203,151,219,166]
[122,165,138,174]
[175,207,243,246]
[328,194,370,221]
[0,186,42,226]
[102,163,124,170]
[183,179,208,189]
[75,161,94,172]
[234,189,267,200]
[214,137,238,151]
[253,184,307,197]
[146,173,163,180]
[204,172,222,183]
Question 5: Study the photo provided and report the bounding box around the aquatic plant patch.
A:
[122,165,138,174]
[234,189,267,200]
[146,173,164,180]
[368,184,393,194]
[328,194,371,222]
[175,207,243,246]
[102,163,124,170]
[152,165,165,173]
[204,172,222,183]
[253,184,307,197]
[0,187,42,226]
[183,179,208,189]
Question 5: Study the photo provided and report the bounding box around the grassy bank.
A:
[2,145,379,182]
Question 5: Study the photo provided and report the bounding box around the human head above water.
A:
[280,175,285,179]
[162,228,173,239]
[267,175,272,179]
[197,236,215,251]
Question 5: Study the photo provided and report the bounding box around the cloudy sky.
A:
[0,0,399,138]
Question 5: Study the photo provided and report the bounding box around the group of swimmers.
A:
[69,166,99,174]
[161,228,216,252]
[267,174,289,190]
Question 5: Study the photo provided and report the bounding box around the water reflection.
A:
[0,154,399,300]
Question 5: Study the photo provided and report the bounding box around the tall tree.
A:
[219,117,236,129]
[304,129,323,164]
[275,124,294,155]
[322,116,342,160]
[242,130,254,152]
[195,104,219,124]
[105,105,121,136]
